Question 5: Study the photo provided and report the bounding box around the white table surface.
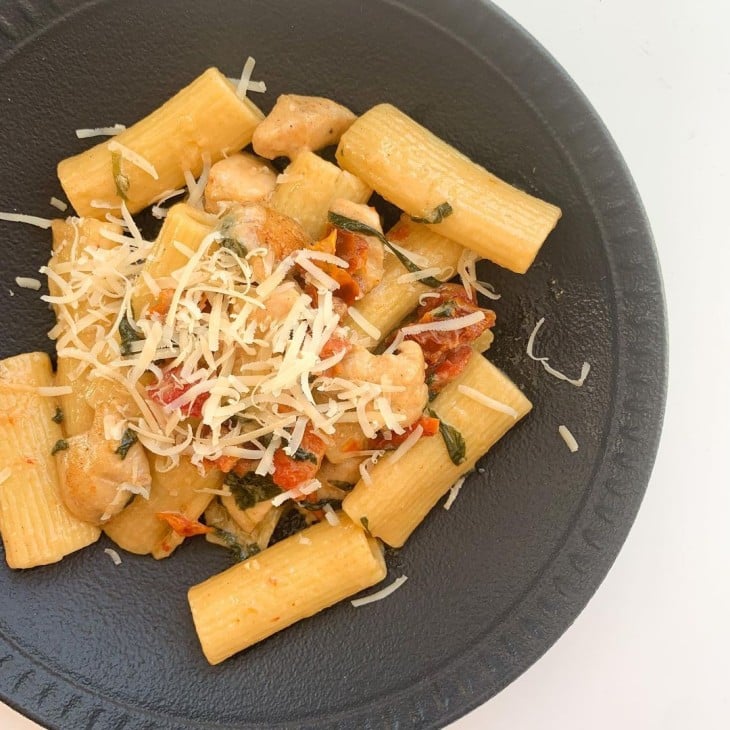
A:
[3,0,729,728]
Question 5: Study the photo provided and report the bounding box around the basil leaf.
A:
[115,429,138,459]
[51,439,68,455]
[328,480,355,492]
[328,211,441,288]
[51,406,64,424]
[224,471,282,511]
[111,151,130,201]
[291,446,318,463]
[429,301,457,319]
[213,528,260,562]
[119,312,142,357]
[270,507,309,545]
[219,236,247,259]
[427,408,466,465]
[409,201,453,225]
[300,498,343,512]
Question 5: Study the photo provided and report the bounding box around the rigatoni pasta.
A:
[0,353,100,568]
[188,514,386,664]
[336,103,562,273]
[271,150,371,239]
[342,354,532,547]
[0,65,568,664]
[58,68,264,217]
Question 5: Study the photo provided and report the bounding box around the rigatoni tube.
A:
[0,353,100,568]
[270,151,371,239]
[131,203,214,317]
[336,103,561,273]
[58,68,264,218]
[342,215,464,347]
[104,456,220,559]
[343,354,532,547]
[188,513,386,664]
[50,217,123,436]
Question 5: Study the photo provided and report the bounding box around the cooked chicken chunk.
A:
[56,406,151,525]
[333,341,428,434]
[217,203,312,281]
[204,152,277,213]
[252,95,357,160]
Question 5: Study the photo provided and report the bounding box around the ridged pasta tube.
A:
[188,513,386,663]
[343,354,532,547]
[271,151,371,239]
[58,68,264,217]
[104,456,221,559]
[336,104,561,273]
[342,215,464,347]
[0,353,100,568]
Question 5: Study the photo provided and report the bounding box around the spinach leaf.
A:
[300,498,343,512]
[429,301,457,319]
[409,201,453,225]
[328,480,355,492]
[51,406,64,424]
[328,211,441,288]
[51,439,68,455]
[115,429,138,459]
[291,446,318,463]
[224,471,282,511]
[119,312,142,357]
[219,237,247,259]
[111,151,130,201]
[427,408,466,465]
[270,508,309,545]
[213,528,260,562]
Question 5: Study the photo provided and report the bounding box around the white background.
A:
[2,0,729,728]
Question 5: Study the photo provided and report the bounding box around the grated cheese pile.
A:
[42,201,435,479]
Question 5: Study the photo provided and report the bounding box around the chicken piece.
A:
[217,203,312,281]
[329,198,385,297]
[333,341,428,433]
[251,284,302,329]
[56,406,152,525]
[323,422,370,464]
[204,152,277,214]
[317,456,362,488]
[252,94,357,160]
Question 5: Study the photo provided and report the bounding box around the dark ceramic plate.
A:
[0,1,666,728]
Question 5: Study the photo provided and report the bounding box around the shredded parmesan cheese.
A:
[37,385,73,397]
[75,124,125,139]
[298,535,312,545]
[322,504,340,526]
[15,277,42,291]
[104,548,122,565]
[236,56,257,98]
[107,140,159,180]
[457,248,500,301]
[0,467,11,485]
[444,475,466,510]
[526,317,591,387]
[49,197,67,212]
[384,311,485,355]
[396,267,445,284]
[558,424,579,453]
[457,385,518,418]
[351,575,408,607]
[0,212,53,229]
[389,425,423,463]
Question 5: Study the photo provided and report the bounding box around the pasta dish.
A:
[0,64,561,664]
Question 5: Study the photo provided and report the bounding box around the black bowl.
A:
[0,1,666,728]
